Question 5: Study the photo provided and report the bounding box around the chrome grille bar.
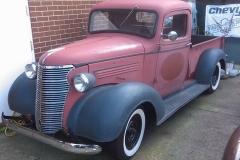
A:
[35,65,74,134]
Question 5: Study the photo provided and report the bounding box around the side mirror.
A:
[161,31,178,41]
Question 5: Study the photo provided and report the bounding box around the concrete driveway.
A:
[1,76,240,160]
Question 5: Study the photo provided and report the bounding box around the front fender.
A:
[67,82,164,142]
[8,73,36,115]
[195,48,226,84]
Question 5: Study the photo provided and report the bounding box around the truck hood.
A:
[39,37,144,66]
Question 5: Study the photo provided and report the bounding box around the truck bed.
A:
[189,35,225,75]
[191,35,218,46]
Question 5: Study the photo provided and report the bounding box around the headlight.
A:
[25,62,38,79]
[73,73,96,92]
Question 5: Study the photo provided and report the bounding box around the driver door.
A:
[154,10,191,97]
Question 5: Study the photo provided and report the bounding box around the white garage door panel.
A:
[0,0,34,122]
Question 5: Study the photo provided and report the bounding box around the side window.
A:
[163,14,187,39]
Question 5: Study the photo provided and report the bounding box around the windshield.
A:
[89,9,158,38]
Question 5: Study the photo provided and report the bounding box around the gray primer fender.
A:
[66,82,164,142]
[8,73,36,115]
[195,48,226,84]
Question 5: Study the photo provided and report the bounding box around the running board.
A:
[157,82,210,125]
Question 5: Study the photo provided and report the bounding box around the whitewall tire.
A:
[109,107,145,160]
[207,62,221,93]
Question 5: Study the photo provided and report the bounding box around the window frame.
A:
[162,13,188,40]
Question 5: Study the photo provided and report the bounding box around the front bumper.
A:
[1,113,102,155]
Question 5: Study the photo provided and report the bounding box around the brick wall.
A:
[28,0,104,61]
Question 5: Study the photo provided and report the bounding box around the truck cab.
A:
[2,0,226,159]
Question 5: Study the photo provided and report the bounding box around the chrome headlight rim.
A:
[73,73,96,93]
[25,62,38,80]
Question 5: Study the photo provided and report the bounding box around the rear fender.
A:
[195,48,226,84]
[66,82,164,142]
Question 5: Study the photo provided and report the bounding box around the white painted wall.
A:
[0,0,34,122]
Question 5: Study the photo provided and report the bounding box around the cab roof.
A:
[91,0,191,15]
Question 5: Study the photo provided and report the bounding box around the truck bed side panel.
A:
[189,35,225,75]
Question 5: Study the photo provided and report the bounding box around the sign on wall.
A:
[205,4,240,37]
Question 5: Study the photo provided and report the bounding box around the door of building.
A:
[0,0,34,122]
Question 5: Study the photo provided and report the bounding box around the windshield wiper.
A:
[119,5,139,27]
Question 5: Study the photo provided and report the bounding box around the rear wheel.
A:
[109,107,145,160]
[207,62,221,94]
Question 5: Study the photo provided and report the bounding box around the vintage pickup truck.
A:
[2,0,226,159]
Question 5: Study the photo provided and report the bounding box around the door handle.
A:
[187,43,192,46]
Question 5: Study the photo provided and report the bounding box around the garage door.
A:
[0,0,34,121]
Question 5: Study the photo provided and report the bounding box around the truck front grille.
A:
[35,65,74,134]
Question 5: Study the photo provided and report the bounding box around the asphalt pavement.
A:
[0,76,240,160]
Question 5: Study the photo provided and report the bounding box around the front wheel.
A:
[207,62,221,94]
[109,107,145,160]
